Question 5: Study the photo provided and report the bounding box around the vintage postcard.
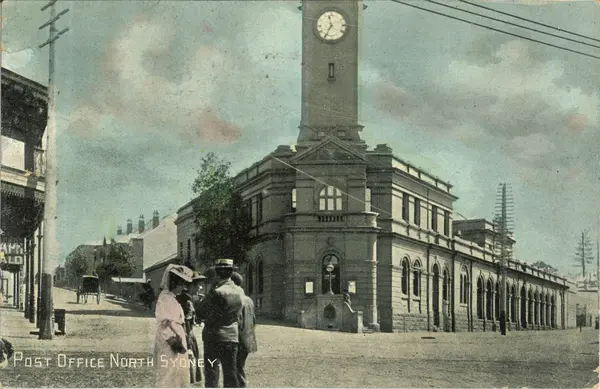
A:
[0,0,598,388]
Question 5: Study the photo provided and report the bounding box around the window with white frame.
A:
[319,186,343,211]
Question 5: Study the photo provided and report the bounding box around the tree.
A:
[191,152,252,268]
[96,240,136,284]
[574,230,594,278]
[64,248,91,288]
[530,261,558,274]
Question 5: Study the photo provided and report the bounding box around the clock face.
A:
[316,10,347,42]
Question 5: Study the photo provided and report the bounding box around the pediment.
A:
[291,137,367,164]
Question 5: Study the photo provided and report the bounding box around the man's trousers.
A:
[203,340,239,388]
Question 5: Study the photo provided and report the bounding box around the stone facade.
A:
[176,0,570,333]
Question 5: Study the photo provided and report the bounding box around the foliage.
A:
[96,240,136,282]
[65,248,91,286]
[530,261,558,274]
[191,152,252,268]
[573,230,594,277]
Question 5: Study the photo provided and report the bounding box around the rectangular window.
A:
[347,280,356,294]
[187,239,191,261]
[251,197,258,226]
[243,199,252,225]
[414,198,421,226]
[291,188,297,213]
[257,194,263,224]
[365,188,372,212]
[304,279,314,296]
[179,242,183,259]
[402,193,409,222]
[460,276,464,304]
[328,63,335,79]
[432,205,438,232]
[443,210,450,236]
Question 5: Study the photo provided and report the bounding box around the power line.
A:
[389,0,600,61]
[457,0,600,44]
[425,0,600,50]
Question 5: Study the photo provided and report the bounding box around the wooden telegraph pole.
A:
[38,0,69,340]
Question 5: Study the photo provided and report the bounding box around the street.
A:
[1,287,598,388]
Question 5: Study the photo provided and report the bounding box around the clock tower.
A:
[297,0,365,148]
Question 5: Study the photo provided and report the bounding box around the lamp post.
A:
[326,264,334,295]
[93,249,97,274]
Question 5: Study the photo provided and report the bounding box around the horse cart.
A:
[76,275,101,304]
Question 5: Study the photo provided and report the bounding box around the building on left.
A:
[0,68,47,320]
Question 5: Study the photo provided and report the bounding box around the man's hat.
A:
[214,258,235,269]
[192,271,207,281]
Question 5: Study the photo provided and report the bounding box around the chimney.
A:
[126,219,133,234]
[117,225,122,235]
[153,210,160,228]
[139,215,145,233]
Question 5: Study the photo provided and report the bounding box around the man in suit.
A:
[230,272,257,388]
[196,259,244,388]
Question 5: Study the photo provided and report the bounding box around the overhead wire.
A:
[389,0,600,61]
[457,0,600,44]
[425,0,600,50]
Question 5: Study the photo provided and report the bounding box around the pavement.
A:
[0,287,598,388]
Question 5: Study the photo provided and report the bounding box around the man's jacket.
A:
[238,294,258,353]
[196,279,243,343]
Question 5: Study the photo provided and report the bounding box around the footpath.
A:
[0,304,43,350]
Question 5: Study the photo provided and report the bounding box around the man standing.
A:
[196,259,244,388]
[230,272,257,388]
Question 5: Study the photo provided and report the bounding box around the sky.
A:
[2,0,599,276]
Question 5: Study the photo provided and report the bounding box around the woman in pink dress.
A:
[154,264,194,388]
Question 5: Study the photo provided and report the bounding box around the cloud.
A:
[196,109,242,144]
[3,48,35,71]
[372,40,598,180]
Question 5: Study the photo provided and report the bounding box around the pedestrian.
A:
[0,338,14,369]
[154,264,194,388]
[230,272,257,388]
[140,279,155,312]
[196,259,244,388]
[177,271,207,386]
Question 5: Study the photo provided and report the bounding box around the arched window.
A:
[401,258,409,295]
[319,186,343,211]
[322,254,341,294]
[495,281,499,320]
[540,293,545,326]
[442,268,449,301]
[247,263,254,296]
[486,279,493,320]
[257,259,264,295]
[510,285,517,323]
[459,267,469,304]
[412,260,421,297]
[528,289,533,325]
[476,277,484,319]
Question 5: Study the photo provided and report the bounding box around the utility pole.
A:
[494,183,514,336]
[0,0,4,306]
[38,0,69,340]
